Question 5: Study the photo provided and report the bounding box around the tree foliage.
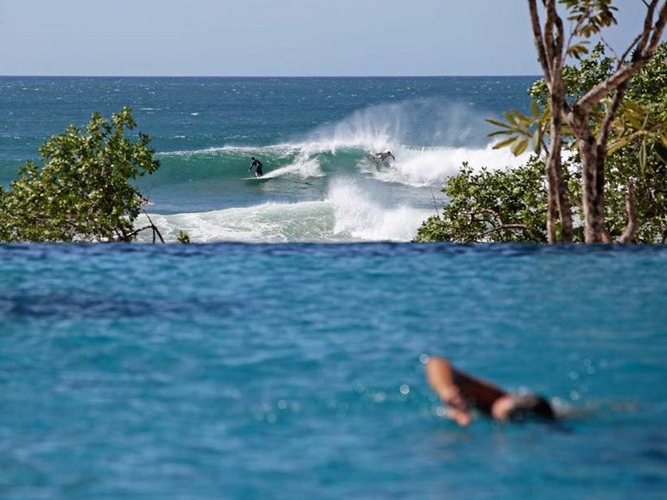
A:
[415,159,549,243]
[484,0,667,244]
[0,108,161,242]
[530,41,667,243]
[521,0,667,243]
[417,40,667,244]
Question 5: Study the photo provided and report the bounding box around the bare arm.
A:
[426,356,509,426]
[426,356,473,426]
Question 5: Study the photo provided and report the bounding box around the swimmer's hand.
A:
[444,388,472,426]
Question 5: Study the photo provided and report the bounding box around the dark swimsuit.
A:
[452,371,507,416]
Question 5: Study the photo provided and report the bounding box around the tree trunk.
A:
[546,128,574,243]
[556,155,574,242]
[529,0,667,244]
[548,77,573,243]
[618,178,638,243]
[577,129,610,243]
[528,0,574,244]
[544,151,559,244]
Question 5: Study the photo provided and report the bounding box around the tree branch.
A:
[480,224,529,239]
[528,0,552,82]
[577,1,667,113]
[617,178,638,243]
[600,83,628,148]
[465,208,504,224]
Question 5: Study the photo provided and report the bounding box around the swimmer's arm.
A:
[426,356,472,426]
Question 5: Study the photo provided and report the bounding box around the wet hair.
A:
[508,394,556,422]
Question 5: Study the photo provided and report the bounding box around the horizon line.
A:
[0,73,542,79]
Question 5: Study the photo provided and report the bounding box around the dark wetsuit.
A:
[251,158,264,177]
[373,152,395,162]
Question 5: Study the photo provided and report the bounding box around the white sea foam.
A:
[277,97,532,188]
[139,143,527,243]
[368,143,531,187]
[159,143,299,158]
[261,154,324,179]
[140,97,532,243]
[136,201,335,243]
[138,175,434,244]
[328,178,432,241]
[295,97,491,154]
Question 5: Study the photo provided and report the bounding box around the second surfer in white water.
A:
[370,151,395,163]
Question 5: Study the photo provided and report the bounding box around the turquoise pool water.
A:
[1,243,665,498]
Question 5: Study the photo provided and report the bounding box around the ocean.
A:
[0,76,532,243]
[1,77,666,499]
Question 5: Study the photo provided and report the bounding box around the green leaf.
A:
[486,118,512,129]
[0,108,160,242]
[511,138,529,156]
[492,137,518,150]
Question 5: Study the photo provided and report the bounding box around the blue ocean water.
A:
[0,76,533,243]
[1,78,666,498]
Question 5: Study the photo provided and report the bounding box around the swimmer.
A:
[426,355,556,426]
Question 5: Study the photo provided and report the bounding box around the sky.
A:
[0,0,659,77]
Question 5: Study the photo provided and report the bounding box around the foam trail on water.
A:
[261,154,324,179]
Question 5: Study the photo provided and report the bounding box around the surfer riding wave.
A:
[249,156,264,177]
[369,151,395,163]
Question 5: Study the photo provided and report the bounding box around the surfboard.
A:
[242,176,271,181]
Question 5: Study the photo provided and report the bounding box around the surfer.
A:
[425,355,556,426]
[371,151,395,162]
[249,156,264,177]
